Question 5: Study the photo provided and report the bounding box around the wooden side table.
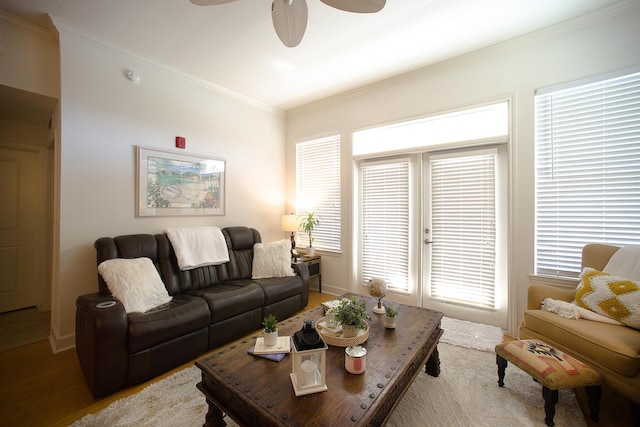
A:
[296,254,321,292]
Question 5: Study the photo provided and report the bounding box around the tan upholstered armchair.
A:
[519,244,640,423]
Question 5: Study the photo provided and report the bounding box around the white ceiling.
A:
[0,0,624,111]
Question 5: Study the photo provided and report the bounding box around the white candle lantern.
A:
[290,320,328,396]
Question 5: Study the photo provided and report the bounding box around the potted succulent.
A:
[298,211,320,256]
[334,296,372,338]
[384,303,399,329]
[262,314,278,346]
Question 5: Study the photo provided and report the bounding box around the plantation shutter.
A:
[535,71,640,278]
[429,151,497,309]
[361,159,410,292]
[296,135,341,252]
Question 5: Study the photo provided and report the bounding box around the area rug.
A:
[70,318,585,427]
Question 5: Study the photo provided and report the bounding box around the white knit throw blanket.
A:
[541,297,624,325]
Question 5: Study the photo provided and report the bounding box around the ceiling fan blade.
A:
[272,0,308,48]
[320,0,385,13]
[189,0,238,5]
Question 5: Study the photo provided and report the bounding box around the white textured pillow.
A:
[252,239,295,279]
[98,257,172,313]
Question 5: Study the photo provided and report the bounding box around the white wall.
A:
[285,4,640,336]
[52,24,287,350]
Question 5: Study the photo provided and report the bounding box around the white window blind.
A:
[361,159,410,292]
[535,71,640,278]
[296,135,341,252]
[430,151,497,309]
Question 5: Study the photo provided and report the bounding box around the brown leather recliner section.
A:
[76,226,310,398]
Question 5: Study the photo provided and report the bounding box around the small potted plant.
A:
[334,296,372,338]
[262,314,278,346]
[298,211,320,256]
[384,303,399,329]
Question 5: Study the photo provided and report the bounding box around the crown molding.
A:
[0,10,57,41]
[288,0,640,116]
[48,15,284,117]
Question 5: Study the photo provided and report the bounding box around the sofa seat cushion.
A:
[127,295,210,354]
[189,280,264,323]
[523,309,640,377]
[256,276,303,305]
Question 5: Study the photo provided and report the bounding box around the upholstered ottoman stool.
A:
[495,339,602,426]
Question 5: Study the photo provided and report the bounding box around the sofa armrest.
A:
[526,284,576,310]
[76,293,129,398]
[292,262,310,308]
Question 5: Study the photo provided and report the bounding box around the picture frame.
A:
[136,146,225,217]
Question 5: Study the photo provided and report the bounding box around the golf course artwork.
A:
[136,146,225,216]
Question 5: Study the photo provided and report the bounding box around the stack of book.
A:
[248,336,291,361]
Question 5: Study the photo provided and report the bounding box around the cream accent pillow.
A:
[98,257,172,313]
[575,267,640,329]
[252,239,295,279]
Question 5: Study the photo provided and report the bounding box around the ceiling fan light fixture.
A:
[189,0,384,47]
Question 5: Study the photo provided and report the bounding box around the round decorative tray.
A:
[316,316,369,347]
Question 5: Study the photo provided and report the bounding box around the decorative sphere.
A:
[367,277,387,299]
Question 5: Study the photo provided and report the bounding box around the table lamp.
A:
[281,214,300,259]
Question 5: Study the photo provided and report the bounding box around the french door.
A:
[357,147,508,328]
[422,147,508,328]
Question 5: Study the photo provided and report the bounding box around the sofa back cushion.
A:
[94,228,260,296]
[156,233,231,294]
[223,227,261,280]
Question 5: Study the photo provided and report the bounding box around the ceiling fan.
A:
[189,0,386,47]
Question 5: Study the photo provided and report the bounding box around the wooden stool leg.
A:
[496,354,507,387]
[629,399,639,427]
[585,385,601,422]
[542,386,558,427]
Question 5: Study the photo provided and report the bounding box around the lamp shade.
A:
[281,214,300,232]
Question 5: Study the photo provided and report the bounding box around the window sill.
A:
[528,274,579,289]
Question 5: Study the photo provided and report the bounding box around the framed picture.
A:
[136,146,225,217]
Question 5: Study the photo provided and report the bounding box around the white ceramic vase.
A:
[264,330,278,346]
[384,316,396,329]
[306,247,316,256]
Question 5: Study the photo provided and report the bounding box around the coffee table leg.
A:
[204,398,226,427]
[425,345,441,377]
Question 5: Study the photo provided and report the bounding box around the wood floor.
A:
[0,291,633,426]
[0,291,336,427]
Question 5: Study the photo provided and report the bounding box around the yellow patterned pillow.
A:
[575,267,640,329]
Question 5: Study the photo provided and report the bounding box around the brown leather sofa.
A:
[519,244,640,422]
[76,226,310,398]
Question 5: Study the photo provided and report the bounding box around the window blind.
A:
[361,159,410,292]
[429,152,497,309]
[296,135,341,252]
[535,71,640,278]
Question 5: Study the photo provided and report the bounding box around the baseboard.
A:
[49,331,75,353]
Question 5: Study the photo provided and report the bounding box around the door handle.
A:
[425,240,433,244]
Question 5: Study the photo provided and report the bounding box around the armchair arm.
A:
[75,292,129,398]
[526,284,576,310]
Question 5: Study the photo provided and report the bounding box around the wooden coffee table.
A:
[196,294,444,426]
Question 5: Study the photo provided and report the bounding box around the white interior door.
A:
[0,144,45,313]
